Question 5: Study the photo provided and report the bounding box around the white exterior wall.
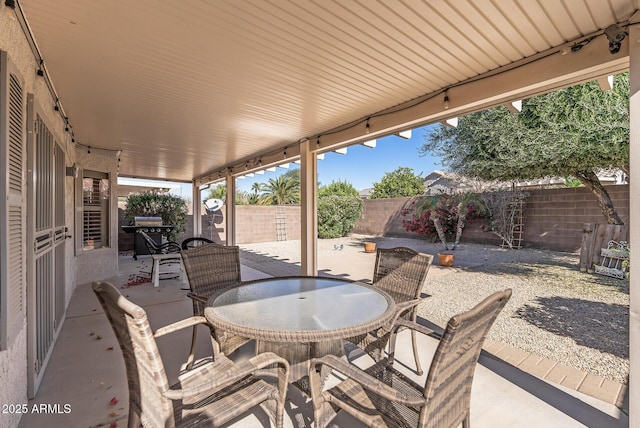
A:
[0,5,117,425]
[74,148,119,286]
[1,9,45,425]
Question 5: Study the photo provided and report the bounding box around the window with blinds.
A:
[82,171,109,250]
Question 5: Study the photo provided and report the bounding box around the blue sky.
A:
[234,124,441,194]
[123,125,443,200]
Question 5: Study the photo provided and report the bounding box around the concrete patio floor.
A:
[17,247,629,428]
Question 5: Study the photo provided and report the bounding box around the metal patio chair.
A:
[310,289,512,428]
[181,243,250,366]
[139,230,181,254]
[181,236,215,250]
[92,281,289,428]
[348,247,433,375]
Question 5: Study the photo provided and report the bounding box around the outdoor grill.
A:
[122,217,175,259]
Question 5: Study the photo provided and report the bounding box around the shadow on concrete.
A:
[413,315,627,426]
[240,247,359,280]
[240,247,301,277]
[481,354,628,427]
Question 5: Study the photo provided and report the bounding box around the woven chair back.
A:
[92,281,175,427]
[420,289,512,428]
[373,247,433,304]
[181,244,242,310]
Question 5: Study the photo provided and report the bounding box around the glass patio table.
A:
[204,276,396,381]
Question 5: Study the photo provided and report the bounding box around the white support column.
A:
[225,175,236,246]
[300,140,318,275]
[192,183,201,237]
[628,22,640,427]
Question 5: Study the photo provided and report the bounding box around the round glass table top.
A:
[205,276,396,342]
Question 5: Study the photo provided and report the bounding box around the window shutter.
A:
[1,52,25,349]
[81,171,109,250]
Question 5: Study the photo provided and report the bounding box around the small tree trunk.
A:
[431,213,449,250]
[574,171,624,225]
[453,207,467,250]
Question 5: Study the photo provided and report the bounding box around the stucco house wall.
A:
[1,8,118,424]
[74,148,119,285]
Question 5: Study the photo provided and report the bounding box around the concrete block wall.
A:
[519,185,629,251]
[236,205,301,244]
[357,185,630,252]
[353,197,417,237]
[118,185,629,253]
[118,205,303,247]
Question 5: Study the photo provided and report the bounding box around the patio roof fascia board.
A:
[195,144,302,187]
[195,26,629,188]
[311,33,629,155]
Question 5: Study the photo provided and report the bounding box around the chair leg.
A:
[127,406,141,428]
[185,326,198,370]
[411,329,423,375]
[152,257,160,288]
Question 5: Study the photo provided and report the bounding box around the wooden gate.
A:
[579,223,629,273]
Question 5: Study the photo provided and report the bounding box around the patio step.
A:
[483,339,628,411]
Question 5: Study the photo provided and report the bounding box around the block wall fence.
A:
[119,185,629,253]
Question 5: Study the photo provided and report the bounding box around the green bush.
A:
[124,192,188,241]
[318,180,360,198]
[317,195,363,239]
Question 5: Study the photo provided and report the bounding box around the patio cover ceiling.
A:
[18,0,639,184]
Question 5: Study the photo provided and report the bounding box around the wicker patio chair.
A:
[181,243,250,366]
[310,289,512,428]
[92,281,289,428]
[348,247,434,375]
[181,236,215,250]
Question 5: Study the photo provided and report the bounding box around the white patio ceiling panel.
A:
[19,0,638,182]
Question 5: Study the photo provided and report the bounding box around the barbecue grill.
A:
[121,217,175,259]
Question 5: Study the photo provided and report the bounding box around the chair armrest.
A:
[373,298,423,336]
[395,298,423,316]
[311,355,425,407]
[153,316,210,338]
[186,292,208,305]
[163,352,289,400]
[391,319,440,339]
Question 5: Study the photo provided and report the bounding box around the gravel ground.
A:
[240,234,630,385]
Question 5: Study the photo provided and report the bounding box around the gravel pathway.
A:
[240,234,630,385]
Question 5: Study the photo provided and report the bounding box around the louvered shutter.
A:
[1,52,25,349]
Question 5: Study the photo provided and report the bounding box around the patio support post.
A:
[225,174,236,246]
[192,184,202,238]
[300,139,318,275]
[628,19,640,427]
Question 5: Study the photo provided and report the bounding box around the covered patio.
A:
[0,1,638,426]
[19,247,628,427]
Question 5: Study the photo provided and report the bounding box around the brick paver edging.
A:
[483,339,628,411]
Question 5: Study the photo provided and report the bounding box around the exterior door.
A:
[26,96,67,398]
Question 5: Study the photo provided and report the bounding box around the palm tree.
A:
[259,172,300,205]
[451,193,485,249]
[417,196,449,249]
[413,193,485,250]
